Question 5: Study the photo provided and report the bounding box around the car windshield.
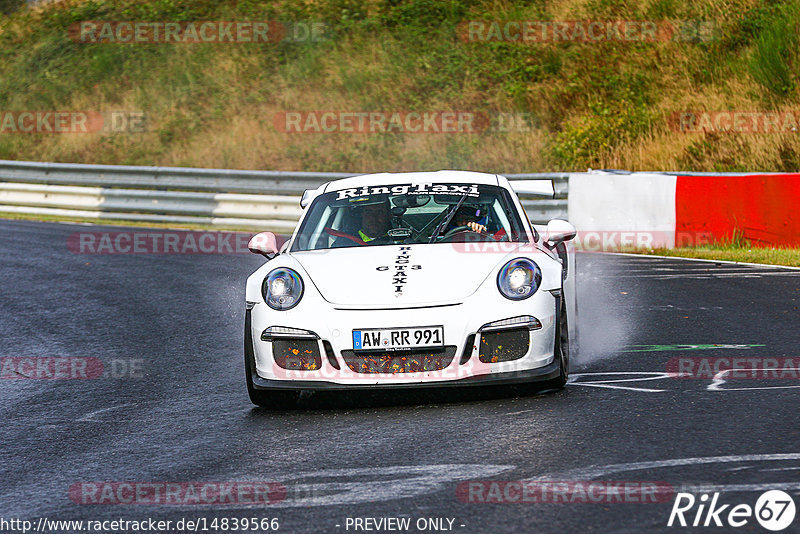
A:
[291,183,529,251]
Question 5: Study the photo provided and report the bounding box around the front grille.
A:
[341,346,457,374]
[479,328,530,363]
[272,339,322,370]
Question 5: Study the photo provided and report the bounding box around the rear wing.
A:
[510,180,555,198]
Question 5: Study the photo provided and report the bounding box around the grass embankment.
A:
[1,0,800,172]
[623,231,800,267]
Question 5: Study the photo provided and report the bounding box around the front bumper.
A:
[245,288,559,390]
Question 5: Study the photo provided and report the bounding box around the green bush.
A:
[748,18,797,97]
[548,99,654,168]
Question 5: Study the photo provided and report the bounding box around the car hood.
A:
[292,243,526,307]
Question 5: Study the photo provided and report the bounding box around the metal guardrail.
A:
[0,160,569,230]
[0,159,354,195]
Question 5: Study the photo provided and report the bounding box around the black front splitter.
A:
[249,360,560,392]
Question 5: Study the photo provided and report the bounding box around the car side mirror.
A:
[545,219,577,247]
[248,232,280,259]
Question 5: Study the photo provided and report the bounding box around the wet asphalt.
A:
[1,218,799,534]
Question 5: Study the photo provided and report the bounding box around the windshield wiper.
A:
[428,194,468,243]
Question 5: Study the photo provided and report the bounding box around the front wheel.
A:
[245,354,299,409]
[245,315,299,409]
[541,297,569,390]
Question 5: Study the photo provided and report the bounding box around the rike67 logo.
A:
[668,490,796,531]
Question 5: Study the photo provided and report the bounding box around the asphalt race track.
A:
[1,218,799,533]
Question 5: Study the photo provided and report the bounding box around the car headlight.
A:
[497,258,541,300]
[262,268,304,310]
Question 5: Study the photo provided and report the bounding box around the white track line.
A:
[601,251,800,271]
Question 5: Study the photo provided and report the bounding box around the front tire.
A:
[542,297,569,390]
[244,351,299,409]
[245,312,299,409]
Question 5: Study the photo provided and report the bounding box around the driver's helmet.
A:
[354,198,391,241]
[453,205,484,225]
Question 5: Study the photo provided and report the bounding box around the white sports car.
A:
[244,170,576,407]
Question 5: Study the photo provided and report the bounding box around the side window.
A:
[500,190,529,241]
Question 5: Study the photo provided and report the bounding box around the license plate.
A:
[352,326,444,352]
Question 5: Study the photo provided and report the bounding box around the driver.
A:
[357,201,392,242]
[448,205,488,234]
